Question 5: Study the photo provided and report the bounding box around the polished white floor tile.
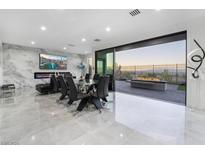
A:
[115,93,186,144]
[1,88,205,144]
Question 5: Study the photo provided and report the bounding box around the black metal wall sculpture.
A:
[187,39,205,78]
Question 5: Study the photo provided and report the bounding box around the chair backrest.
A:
[96,76,105,98]
[64,72,72,78]
[103,76,110,97]
[66,76,78,100]
[58,75,68,95]
[96,76,110,98]
[106,74,114,91]
[85,73,90,83]
[51,75,59,92]
[93,74,100,81]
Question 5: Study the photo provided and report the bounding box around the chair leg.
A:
[102,97,108,102]
[67,100,73,106]
[77,97,90,111]
[92,97,103,112]
[59,94,66,100]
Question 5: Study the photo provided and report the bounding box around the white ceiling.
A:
[0,9,205,54]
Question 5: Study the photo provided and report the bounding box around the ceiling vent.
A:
[129,9,140,16]
[94,39,101,42]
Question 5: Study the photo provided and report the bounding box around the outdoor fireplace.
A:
[135,76,161,81]
[130,78,167,91]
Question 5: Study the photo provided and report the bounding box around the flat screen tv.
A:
[39,53,67,70]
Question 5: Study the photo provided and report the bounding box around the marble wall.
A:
[2,43,87,88]
[186,16,205,110]
[0,41,3,86]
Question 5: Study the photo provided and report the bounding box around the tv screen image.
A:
[39,54,67,70]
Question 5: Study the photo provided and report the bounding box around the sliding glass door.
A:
[115,40,186,105]
[95,31,187,105]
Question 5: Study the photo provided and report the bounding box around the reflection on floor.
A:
[0,88,205,144]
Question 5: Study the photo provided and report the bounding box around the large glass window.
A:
[96,49,114,75]
[97,60,103,75]
[115,40,186,83]
[106,53,114,74]
[115,39,186,105]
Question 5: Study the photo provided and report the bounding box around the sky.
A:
[116,40,186,66]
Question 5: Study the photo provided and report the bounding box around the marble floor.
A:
[0,88,205,145]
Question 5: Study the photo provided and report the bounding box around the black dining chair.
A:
[51,75,60,93]
[96,76,109,102]
[102,76,109,102]
[76,76,110,112]
[106,74,114,91]
[93,74,100,81]
[58,75,69,100]
[64,72,72,78]
[66,76,90,106]
[85,73,90,83]
[77,76,104,112]
[88,76,109,112]
[95,76,105,98]
[86,73,98,94]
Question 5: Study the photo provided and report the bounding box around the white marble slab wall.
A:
[0,41,3,86]
[2,43,87,88]
[186,16,205,110]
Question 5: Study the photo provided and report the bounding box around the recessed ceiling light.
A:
[40,26,47,31]
[63,47,67,50]
[31,41,35,45]
[120,133,124,138]
[31,135,36,141]
[155,9,161,11]
[106,27,111,32]
[81,38,86,42]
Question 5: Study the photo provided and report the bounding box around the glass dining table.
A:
[62,77,102,112]
[75,79,97,94]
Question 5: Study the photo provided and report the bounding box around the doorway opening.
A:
[95,31,187,105]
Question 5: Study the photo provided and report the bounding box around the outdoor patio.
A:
[115,80,185,105]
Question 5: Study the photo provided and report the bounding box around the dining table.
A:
[75,79,102,112]
[63,77,102,112]
[75,79,97,94]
